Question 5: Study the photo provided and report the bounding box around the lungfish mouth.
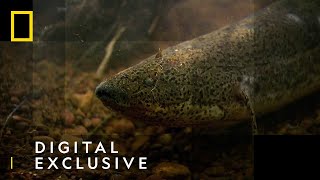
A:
[95,82,129,108]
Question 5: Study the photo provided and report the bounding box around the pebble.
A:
[32,110,44,124]
[31,89,42,99]
[10,96,20,104]
[82,118,92,128]
[81,143,98,153]
[60,134,83,148]
[158,133,172,145]
[9,89,25,96]
[131,136,149,151]
[145,174,164,180]
[49,129,62,140]
[64,125,88,136]
[91,117,101,127]
[63,109,75,127]
[109,174,126,180]
[144,126,159,136]
[15,122,29,131]
[109,119,135,135]
[33,136,55,146]
[55,174,69,180]
[300,118,313,129]
[75,108,86,117]
[114,143,127,156]
[12,115,31,123]
[184,127,192,134]
[72,91,93,112]
[21,105,29,111]
[152,162,191,180]
[32,123,50,135]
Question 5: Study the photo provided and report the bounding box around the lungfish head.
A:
[95,45,250,126]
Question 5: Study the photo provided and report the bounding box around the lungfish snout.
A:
[95,82,129,105]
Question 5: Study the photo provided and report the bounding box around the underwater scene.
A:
[1,0,320,179]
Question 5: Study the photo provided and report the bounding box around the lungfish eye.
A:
[144,77,154,86]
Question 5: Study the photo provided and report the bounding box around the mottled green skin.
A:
[96,0,320,127]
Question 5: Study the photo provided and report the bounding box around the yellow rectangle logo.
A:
[11,11,33,42]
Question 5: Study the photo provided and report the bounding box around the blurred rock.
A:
[145,174,164,180]
[158,133,172,145]
[60,134,83,148]
[82,118,92,128]
[144,126,161,136]
[63,109,75,127]
[55,174,68,180]
[49,128,62,140]
[109,174,126,180]
[131,136,149,152]
[10,96,20,104]
[9,88,25,97]
[33,136,55,146]
[33,110,44,124]
[71,91,94,112]
[91,117,101,127]
[64,125,88,136]
[114,143,127,156]
[108,119,135,135]
[152,162,191,180]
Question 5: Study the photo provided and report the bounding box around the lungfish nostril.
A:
[95,83,128,105]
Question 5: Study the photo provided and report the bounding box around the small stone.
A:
[111,133,120,140]
[33,110,44,124]
[184,127,192,134]
[10,96,19,104]
[9,89,25,96]
[152,162,191,180]
[82,164,92,173]
[144,126,158,135]
[131,136,149,151]
[82,118,92,128]
[55,174,68,180]
[72,91,93,112]
[145,174,164,180]
[158,133,172,145]
[109,174,126,180]
[60,134,83,148]
[21,105,29,111]
[88,143,98,153]
[32,123,50,133]
[91,117,101,127]
[15,122,29,131]
[33,136,55,146]
[12,115,31,123]
[114,143,127,156]
[105,126,113,135]
[64,125,88,136]
[75,108,86,117]
[63,109,75,127]
[31,89,42,99]
[49,129,61,140]
[109,119,135,135]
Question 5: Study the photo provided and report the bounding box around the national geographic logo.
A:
[0,0,33,42]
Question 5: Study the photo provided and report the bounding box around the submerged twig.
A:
[0,97,27,141]
[79,23,118,63]
[148,16,160,35]
[96,27,126,78]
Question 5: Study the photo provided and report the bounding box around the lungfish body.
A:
[96,0,320,127]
